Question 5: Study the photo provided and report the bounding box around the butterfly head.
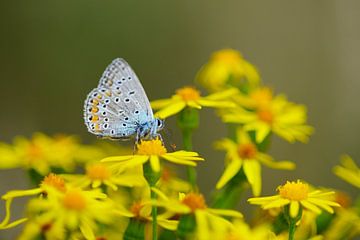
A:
[155,118,165,132]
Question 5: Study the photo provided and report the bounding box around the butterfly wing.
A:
[84,58,154,139]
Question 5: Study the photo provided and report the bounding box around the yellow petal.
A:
[150,155,161,172]
[257,153,296,170]
[198,99,236,108]
[157,219,179,231]
[151,98,175,109]
[154,101,186,119]
[216,159,242,189]
[290,201,300,218]
[187,101,202,109]
[263,198,290,209]
[207,208,243,218]
[243,160,262,196]
[300,200,321,214]
[161,155,197,166]
[195,210,209,240]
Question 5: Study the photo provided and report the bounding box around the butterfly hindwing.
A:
[84,58,154,139]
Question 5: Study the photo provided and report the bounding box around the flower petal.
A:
[243,160,262,196]
[290,201,300,218]
[154,101,186,119]
[216,159,242,189]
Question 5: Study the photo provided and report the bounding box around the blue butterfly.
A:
[84,58,164,143]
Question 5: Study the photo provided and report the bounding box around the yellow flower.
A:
[248,180,341,218]
[101,139,204,172]
[152,189,243,240]
[1,174,68,229]
[333,155,360,188]
[0,133,106,175]
[222,94,314,143]
[151,86,236,119]
[323,208,360,239]
[224,219,273,240]
[26,187,115,240]
[215,129,295,196]
[61,163,146,191]
[196,49,260,92]
[156,166,192,198]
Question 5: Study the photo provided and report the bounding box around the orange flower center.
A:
[161,167,172,182]
[63,189,87,211]
[211,49,242,64]
[130,201,144,218]
[257,109,274,124]
[278,180,309,201]
[250,88,273,108]
[26,143,43,160]
[86,164,111,181]
[136,139,167,156]
[176,87,201,102]
[238,143,257,159]
[41,173,66,192]
[335,191,351,208]
[181,193,207,211]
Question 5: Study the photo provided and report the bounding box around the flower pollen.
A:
[136,139,167,156]
[181,193,207,211]
[86,163,111,181]
[41,173,66,192]
[130,201,144,218]
[257,109,274,124]
[238,143,257,159]
[63,189,87,211]
[176,87,201,102]
[278,180,309,201]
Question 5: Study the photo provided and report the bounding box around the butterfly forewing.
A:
[84,58,154,139]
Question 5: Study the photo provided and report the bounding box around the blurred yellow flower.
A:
[196,49,260,92]
[101,138,204,172]
[333,155,360,188]
[248,180,340,218]
[26,187,114,240]
[151,86,236,119]
[224,219,273,240]
[215,129,295,196]
[61,162,147,191]
[222,94,313,143]
[152,189,243,240]
[0,133,105,175]
[156,166,192,198]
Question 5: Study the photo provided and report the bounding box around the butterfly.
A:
[83,58,164,143]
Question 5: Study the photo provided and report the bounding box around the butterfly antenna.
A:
[163,127,177,151]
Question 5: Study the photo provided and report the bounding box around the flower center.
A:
[136,139,167,156]
[211,49,242,64]
[176,87,201,102]
[63,189,87,211]
[41,173,66,192]
[26,143,43,160]
[257,109,274,124]
[181,193,207,211]
[130,201,144,218]
[86,164,111,181]
[238,143,257,159]
[278,180,309,201]
[250,88,273,108]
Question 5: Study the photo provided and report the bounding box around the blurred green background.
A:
[1,0,359,238]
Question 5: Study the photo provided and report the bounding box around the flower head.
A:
[222,94,314,143]
[101,139,204,173]
[153,190,243,240]
[196,49,260,92]
[61,162,146,191]
[215,129,295,196]
[248,180,341,218]
[0,133,107,176]
[151,86,236,119]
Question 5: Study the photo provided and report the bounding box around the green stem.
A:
[288,218,296,240]
[151,183,157,240]
[183,129,197,188]
[143,163,160,240]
